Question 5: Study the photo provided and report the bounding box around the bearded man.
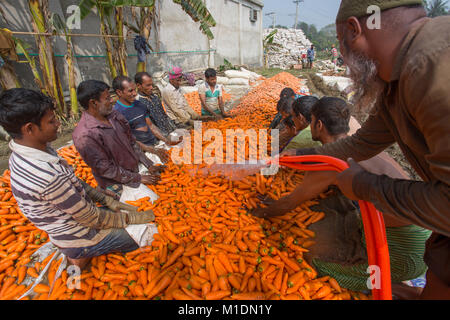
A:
[282,0,450,299]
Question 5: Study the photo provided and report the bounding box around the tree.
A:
[424,0,449,17]
[28,0,66,115]
[50,13,79,116]
[274,24,287,29]
[79,0,217,75]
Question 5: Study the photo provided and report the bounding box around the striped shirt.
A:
[9,141,112,249]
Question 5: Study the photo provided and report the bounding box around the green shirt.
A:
[284,126,321,150]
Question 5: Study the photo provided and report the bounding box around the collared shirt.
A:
[137,92,176,135]
[161,82,198,123]
[307,48,315,59]
[8,141,112,248]
[314,17,450,237]
[198,82,223,114]
[73,110,152,189]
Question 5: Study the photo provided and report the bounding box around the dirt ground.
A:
[0,125,75,172]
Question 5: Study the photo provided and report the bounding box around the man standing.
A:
[161,66,208,127]
[307,45,315,69]
[283,0,450,299]
[331,44,339,65]
[73,80,163,194]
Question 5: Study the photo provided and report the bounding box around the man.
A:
[161,66,208,127]
[254,97,431,294]
[307,45,315,69]
[73,80,163,194]
[281,96,322,151]
[134,72,178,136]
[112,75,179,153]
[269,88,297,130]
[0,88,155,269]
[199,68,229,119]
[283,1,450,299]
[331,44,339,65]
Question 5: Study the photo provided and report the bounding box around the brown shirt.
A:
[72,110,153,189]
[308,17,450,237]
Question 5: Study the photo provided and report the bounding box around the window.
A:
[249,8,258,22]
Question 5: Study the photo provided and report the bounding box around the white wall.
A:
[0,0,263,90]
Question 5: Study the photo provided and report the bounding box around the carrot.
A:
[312,285,332,300]
[146,273,173,299]
[162,245,185,269]
[328,278,342,293]
[231,292,265,300]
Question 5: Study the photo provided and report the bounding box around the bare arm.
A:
[251,171,337,218]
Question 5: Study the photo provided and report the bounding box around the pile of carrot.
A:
[58,145,98,188]
[0,72,370,300]
[184,90,233,115]
[0,170,52,300]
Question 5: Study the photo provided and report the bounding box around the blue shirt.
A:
[307,48,315,59]
[114,100,158,146]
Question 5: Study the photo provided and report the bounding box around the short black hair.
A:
[77,80,110,110]
[0,88,55,139]
[112,75,133,92]
[205,68,216,78]
[311,97,350,136]
[135,72,152,85]
[292,96,319,123]
[279,97,294,115]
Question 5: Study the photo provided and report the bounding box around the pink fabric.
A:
[169,67,183,80]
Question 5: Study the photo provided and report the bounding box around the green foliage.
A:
[80,0,216,40]
[217,58,237,72]
[296,22,338,52]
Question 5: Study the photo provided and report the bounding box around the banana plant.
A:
[79,0,216,74]
[49,13,79,116]
[263,29,281,68]
[79,0,124,78]
[14,38,44,91]
[28,0,66,115]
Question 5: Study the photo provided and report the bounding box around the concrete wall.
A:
[0,0,263,91]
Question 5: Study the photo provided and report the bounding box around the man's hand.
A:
[250,206,270,218]
[104,197,138,213]
[141,174,161,185]
[95,186,120,201]
[168,135,183,146]
[127,210,156,224]
[336,158,366,201]
[256,193,276,206]
[147,165,166,174]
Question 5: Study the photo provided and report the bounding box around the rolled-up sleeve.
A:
[42,175,128,229]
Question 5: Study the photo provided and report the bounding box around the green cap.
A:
[336,0,424,23]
